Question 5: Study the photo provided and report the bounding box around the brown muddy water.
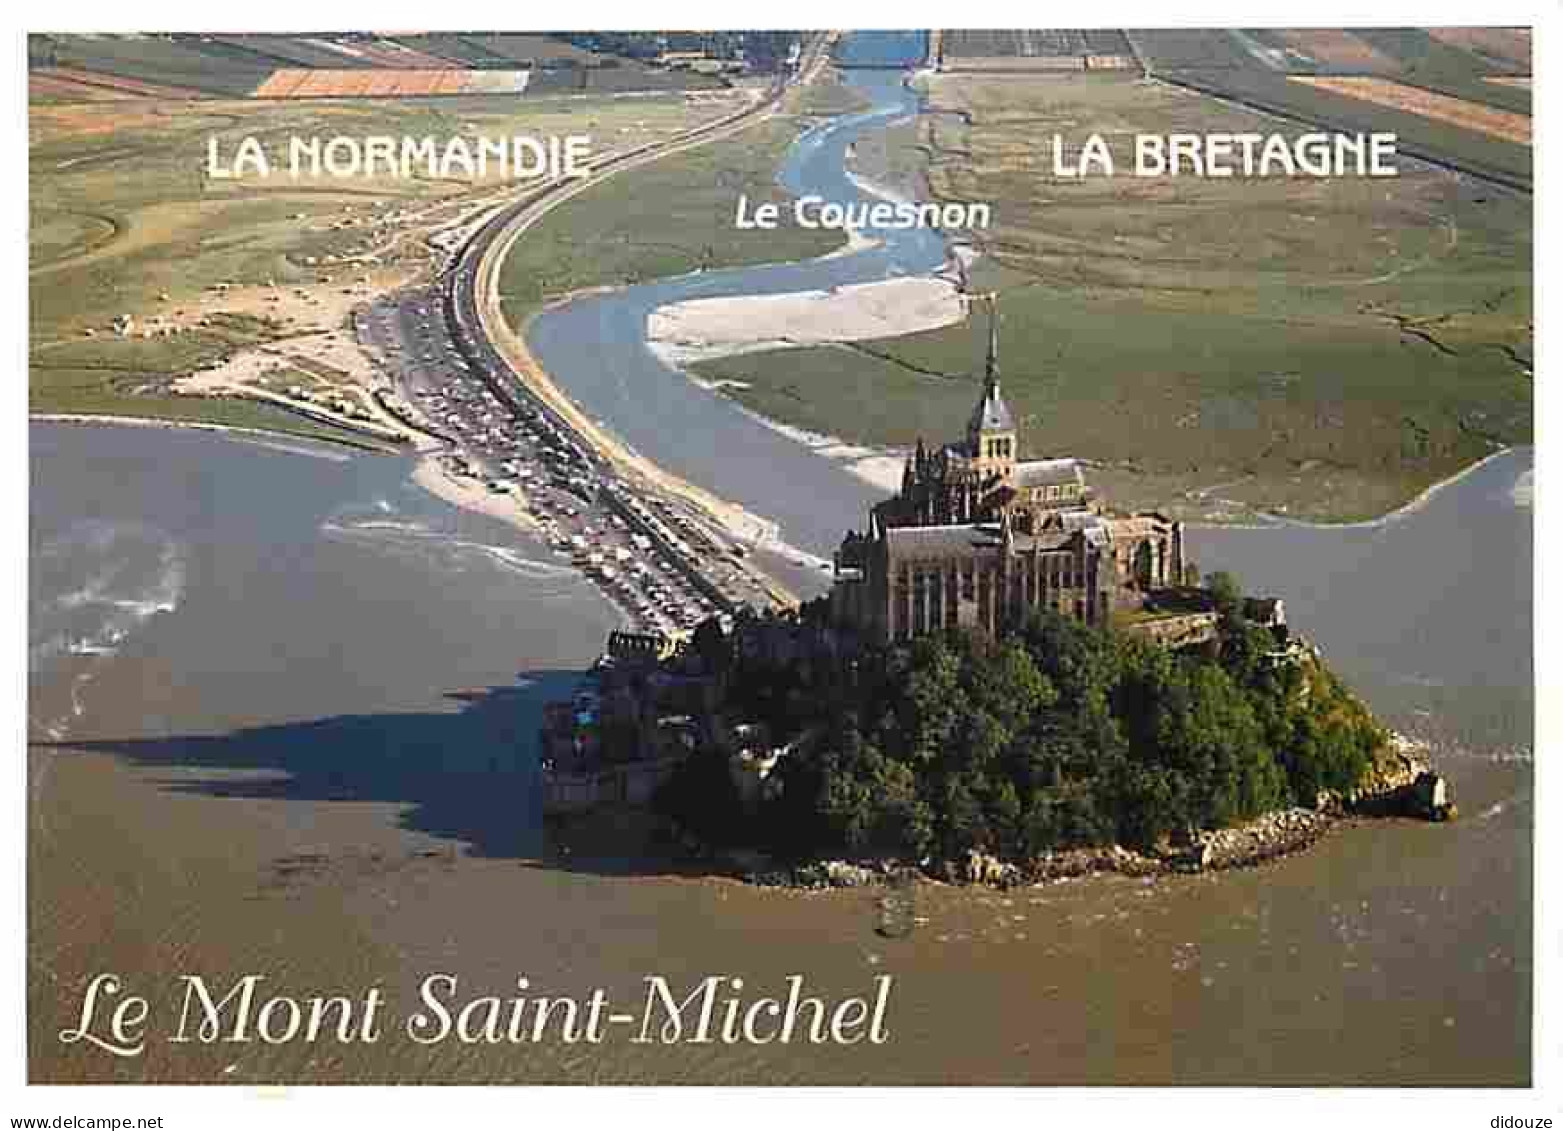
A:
[28,423,1531,1084]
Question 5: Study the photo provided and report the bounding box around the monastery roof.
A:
[885,521,1085,559]
[1014,458,1085,489]
[885,523,1003,560]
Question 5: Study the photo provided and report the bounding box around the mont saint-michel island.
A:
[29,28,1530,1088]
[541,302,1456,885]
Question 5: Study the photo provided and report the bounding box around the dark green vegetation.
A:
[658,592,1386,863]
[695,66,1531,523]
[497,118,845,325]
[32,34,268,96]
[201,35,383,72]
[387,35,530,69]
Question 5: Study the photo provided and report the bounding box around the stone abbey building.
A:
[831,301,1188,644]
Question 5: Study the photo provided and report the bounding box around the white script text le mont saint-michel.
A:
[59,973,894,1056]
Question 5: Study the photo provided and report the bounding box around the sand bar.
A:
[647,275,966,365]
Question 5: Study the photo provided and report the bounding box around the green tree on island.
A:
[657,587,1390,866]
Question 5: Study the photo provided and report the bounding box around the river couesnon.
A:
[526,63,945,567]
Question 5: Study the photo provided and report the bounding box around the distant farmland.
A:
[27,32,730,102]
[1124,28,1253,70]
[385,33,592,69]
[1427,27,1530,70]
[253,69,530,99]
[925,28,1531,189]
[1267,30,1401,73]
[1121,27,1531,189]
[29,66,206,101]
[1293,76,1531,145]
[38,35,271,97]
[938,29,1135,71]
[942,29,1132,57]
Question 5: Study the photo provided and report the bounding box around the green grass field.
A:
[496,113,845,326]
[787,71,874,116]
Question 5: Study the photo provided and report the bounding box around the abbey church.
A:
[831,300,1189,644]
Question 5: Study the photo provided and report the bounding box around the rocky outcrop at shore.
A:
[1333,731,1457,822]
[737,805,1338,891]
[965,807,1336,885]
[730,732,1455,891]
[736,738,1456,891]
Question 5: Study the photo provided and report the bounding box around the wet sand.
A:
[409,454,542,535]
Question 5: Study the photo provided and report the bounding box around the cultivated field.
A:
[1126,28,1253,70]
[1427,27,1531,70]
[386,33,598,68]
[1292,76,1532,145]
[37,35,272,97]
[453,33,602,66]
[1270,30,1400,72]
[693,69,1531,524]
[28,100,200,141]
[943,29,1132,58]
[202,35,385,71]
[29,72,134,102]
[1128,27,1533,189]
[939,29,1134,72]
[29,33,732,104]
[31,66,205,100]
[1131,27,1531,125]
[305,39,456,71]
[253,69,529,98]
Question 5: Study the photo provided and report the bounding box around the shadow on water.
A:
[41,671,592,863]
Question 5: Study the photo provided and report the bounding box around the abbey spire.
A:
[967,293,1016,479]
[985,289,1001,388]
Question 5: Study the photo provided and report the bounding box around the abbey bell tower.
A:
[967,294,1016,483]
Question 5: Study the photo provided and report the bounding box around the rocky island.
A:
[540,302,1454,886]
[543,585,1450,887]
